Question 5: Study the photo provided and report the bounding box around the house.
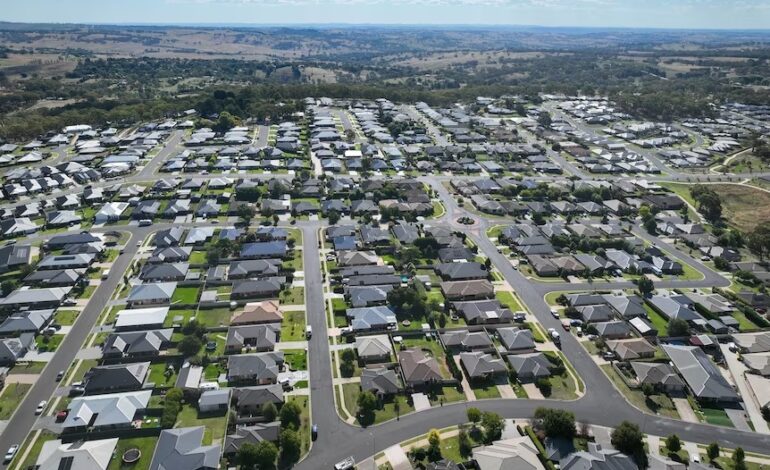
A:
[526,255,559,277]
[94,202,129,223]
[228,259,280,279]
[227,352,284,384]
[35,438,118,470]
[460,351,507,379]
[0,217,38,237]
[436,262,487,281]
[453,299,514,325]
[223,423,281,456]
[603,294,647,319]
[102,329,173,359]
[0,244,32,272]
[473,436,545,470]
[114,307,169,331]
[232,384,284,415]
[338,250,379,267]
[37,253,95,270]
[149,427,220,470]
[231,301,284,325]
[560,443,638,470]
[148,246,191,264]
[662,344,738,401]
[506,353,552,381]
[441,280,495,301]
[155,227,185,247]
[240,241,287,259]
[648,455,686,470]
[199,389,230,413]
[441,330,492,351]
[594,321,631,339]
[24,269,84,287]
[126,282,177,306]
[731,332,770,353]
[361,367,401,396]
[355,335,393,362]
[606,338,656,361]
[498,327,536,354]
[0,287,71,310]
[140,263,189,282]
[0,333,35,365]
[0,309,53,336]
[649,294,703,323]
[83,362,149,394]
[399,348,443,386]
[63,390,152,431]
[577,305,614,323]
[630,362,686,393]
[348,285,393,308]
[347,306,397,332]
[231,279,283,299]
[225,325,278,353]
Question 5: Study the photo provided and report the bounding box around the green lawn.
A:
[644,304,670,333]
[107,436,158,470]
[600,364,679,418]
[341,384,415,425]
[35,334,64,352]
[77,285,97,299]
[196,308,231,328]
[54,310,79,325]
[701,405,734,427]
[164,309,196,327]
[10,361,48,374]
[282,249,304,271]
[284,349,307,371]
[732,311,759,331]
[486,225,506,240]
[0,383,32,419]
[280,287,305,305]
[471,380,502,399]
[171,287,200,304]
[281,310,306,341]
[175,405,228,445]
[66,359,98,383]
[189,251,207,265]
[710,456,764,470]
[660,444,689,463]
[204,363,224,381]
[427,385,465,405]
[15,430,57,470]
[496,291,523,311]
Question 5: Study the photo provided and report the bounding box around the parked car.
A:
[4,445,18,463]
[602,351,617,361]
[56,370,65,381]
[35,401,47,415]
[550,309,560,318]
[312,424,318,440]
[335,457,355,470]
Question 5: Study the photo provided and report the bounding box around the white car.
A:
[4,445,18,463]
[35,400,47,415]
[335,457,356,470]
[550,309,560,318]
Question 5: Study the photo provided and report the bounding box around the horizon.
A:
[4,0,770,30]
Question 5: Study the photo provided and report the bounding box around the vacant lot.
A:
[711,184,770,232]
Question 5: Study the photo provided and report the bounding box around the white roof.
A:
[115,307,170,328]
[37,438,118,470]
[64,390,151,429]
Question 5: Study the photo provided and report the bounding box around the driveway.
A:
[672,397,699,423]
[720,344,770,434]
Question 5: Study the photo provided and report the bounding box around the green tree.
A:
[458,427,473,457]
[177,335,202,357]
[637,276,655,297]
[747,222,770,261]
[667,318,690,337]
[237,204,255,226]
[357,390,378,422]
[707,442,720,461]
[213,110,241,132]
[534,407,576,438]
[733,447,746,470]
[610,421,646,467]
[327,210,341,225]
[0,280,16,297]
[467,407,481,426]
[279,400,302,430]
[279,428,302,464]
[427,429,442,460]
[239,441,278,470]
[262,402,278,422]
[665,434,681,454]
[481,411,504,444]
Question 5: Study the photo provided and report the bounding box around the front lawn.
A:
[496,291,523,311]
[471,380,502,399]
[427,385,465,405]
[36,334,64,352]
[600,364,679,418]
[171,287,200,304]
[280,310,306,341]
[341,383,415,425]
[0,383,32,419]
[54,310,79,325]
[283,349,307,371]
[280,287,305,305]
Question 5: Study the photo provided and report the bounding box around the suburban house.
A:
[497,327,536,354]
[102,329,174,359]
[630,362,686,393]
[231,301,284,325]
[473,436,545,470]
[223,423,281,456]
[231,384,284,416]
[355,335,393,363]
[126,282,178,306]
[114,307,169,331]
[361,367,401,396]
[347,306,397,332]
[149,426,220,470]
[225,325,278,353]
[399,348,443,386]
[226,352,285,384]
[440,330,492,351]
[83,362,150,395]
[441,280,495,301]
[62,390,152,431]
[35,438,118,470]
[460,351,507,380]
[0,333,36,365]
[0,309,54,336]
[506,353,552,381]
[662,345,738,402]
[560,443,638,470]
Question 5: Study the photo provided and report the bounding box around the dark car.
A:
[312,424,318,440]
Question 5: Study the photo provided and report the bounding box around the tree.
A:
[262,402,278,422]
[467,407,481,426]
[733,447,747,470]
[665,434,681,454]
[279,400,302,430]
[747,222,770,261]
[538,112,552,128]
[707,442,720,461]
[713,256,730,271]
[534,407,576,438]
[357,391,378,421]
[0,280,16,297]
[206,245,222,266]
[427,429,441,460]
[237,204,255,226]
[279,428,302,464]
[182,319,206,337]
[638,276,654,297]
[458,427,473,457]
[610,421,646,467]
[177,335,202,357]
[641,383,655,397]
[667,318,690,337]
[213,110,241,132]
[481,411,504,444]
[239,441,277,470]
[327,210,341,225]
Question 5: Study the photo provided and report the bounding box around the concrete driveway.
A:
[720,344,770,434]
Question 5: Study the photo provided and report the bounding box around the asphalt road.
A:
[0,227,147,465]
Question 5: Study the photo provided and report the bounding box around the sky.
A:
[3,0,770,29]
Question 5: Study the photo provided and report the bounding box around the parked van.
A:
[101,269,110,280]
[138,219,153,227]
[305,325,312,339]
